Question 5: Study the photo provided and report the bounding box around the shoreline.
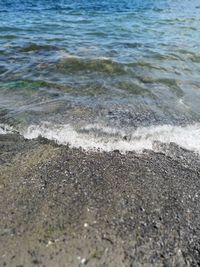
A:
[0,133,199,266]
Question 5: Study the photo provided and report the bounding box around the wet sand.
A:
[0,134,199,267]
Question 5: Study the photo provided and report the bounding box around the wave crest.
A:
[56,57,126,75]
[22,122,200,154]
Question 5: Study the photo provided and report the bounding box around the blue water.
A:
[0,0,200,144]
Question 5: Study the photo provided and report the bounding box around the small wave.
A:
[56,57,126,75]
[0,34,18,40]
[20,43,57,53]
[21,122,200,154]
[0,80,55,96]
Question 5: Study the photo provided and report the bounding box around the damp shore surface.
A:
[0,133,199,267]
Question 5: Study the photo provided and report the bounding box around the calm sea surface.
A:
[0,0,200,152]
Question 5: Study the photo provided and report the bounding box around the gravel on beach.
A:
[0,134,200,267]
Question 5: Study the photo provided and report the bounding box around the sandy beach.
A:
[0,133,199,267]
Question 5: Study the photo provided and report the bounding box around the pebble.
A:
[81,258,87,264]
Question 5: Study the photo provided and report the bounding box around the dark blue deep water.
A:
[0,0,200,152]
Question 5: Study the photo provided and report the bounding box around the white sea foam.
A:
[22,122,200,154]
[0,124,14,134]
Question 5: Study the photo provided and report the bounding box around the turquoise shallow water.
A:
[0,0,200,151]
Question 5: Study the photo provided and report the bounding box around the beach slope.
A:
[0,134,199,267]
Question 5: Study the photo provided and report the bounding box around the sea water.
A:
[0,0,200,152]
